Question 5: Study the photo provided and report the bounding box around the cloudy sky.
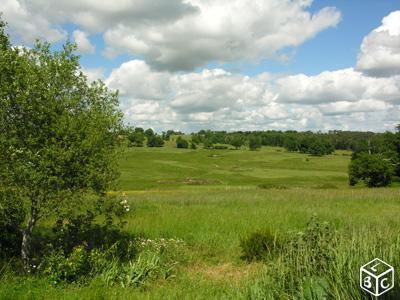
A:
[2,0,400,132]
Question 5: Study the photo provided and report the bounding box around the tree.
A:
[176,136,189,149]
[147,135,164,147]
[230,135,245,149]
[249,136,262,151]
[203,139,214,149]
[348,154,394,187]
[283,137,299,152]
[0,20,122,271]
[144,128,155,139]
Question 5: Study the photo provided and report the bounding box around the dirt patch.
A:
[158,177,222,185]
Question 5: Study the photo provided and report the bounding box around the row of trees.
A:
[120,127,398,157]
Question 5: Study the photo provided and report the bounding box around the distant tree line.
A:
[121,127,399,157]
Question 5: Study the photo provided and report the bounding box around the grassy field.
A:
[1,146,400,299]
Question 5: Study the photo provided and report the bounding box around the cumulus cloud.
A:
[276,68,400,104]
[1,0,67,43]
[104,59,400,132]
[356,11,400,77]
[3,0,341,71]
[73,30,95,54]
[102,0,341,71]
[81,67,105,82]
[106,60,171,100]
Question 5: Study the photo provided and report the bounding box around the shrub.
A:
[147,135,165,147]
[43,245,90,284]
[240,231,278,261]
[349,153,394,187]
[176,136,189,149]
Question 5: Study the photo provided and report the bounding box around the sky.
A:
[2,0,400,132]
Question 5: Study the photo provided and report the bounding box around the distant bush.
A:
[240,231,279,261]
[176,136,189,149]
[189,142,197,149]
[349,153,394,187]
[147,135,165,147]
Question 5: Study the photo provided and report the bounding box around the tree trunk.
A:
[21,203,37,273]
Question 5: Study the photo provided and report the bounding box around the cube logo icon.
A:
[360,258,394,297]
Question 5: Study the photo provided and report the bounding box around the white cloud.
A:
[101,0,341,71]
[106,60,171,100]
[2,0,67,43]
[73,30,95,54]
[276,68,400,104]
[105,59,400,132]
[81,67,105,82]
[3,0,341,71]
[356,11,400,77]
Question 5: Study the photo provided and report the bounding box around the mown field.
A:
[2,146,400,299]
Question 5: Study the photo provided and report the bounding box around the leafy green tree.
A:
[0,20,122,270]
[147,135,164,147]
[348,154,394,187]
[230,135,245,149]
[190,142,197,149]
[203,139,214,149]
[144,128,155,139]
[283,137,299,152]
[176,136,189,149]
[249,136,262,151]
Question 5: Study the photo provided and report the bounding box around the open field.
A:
[1,146,400,299]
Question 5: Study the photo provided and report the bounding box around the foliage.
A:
[349,153,394,187]
[0,18,122,270]
[203,139,214,149]
[240,231,278,261]
[125,127,145,147]
[229,135,245,149]
[248,135,262,151]
[176,136,189,149]
[0,189,25,257]
[147,135,165,147]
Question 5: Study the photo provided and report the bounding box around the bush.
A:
[349,153,394,187]
[240,231,278,261]
[176,136,189,149]
[43,245,91,284]
[147,135,165,147]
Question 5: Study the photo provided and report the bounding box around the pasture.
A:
[1,146,399,299]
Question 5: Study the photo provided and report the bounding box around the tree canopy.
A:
[0,19,123,270]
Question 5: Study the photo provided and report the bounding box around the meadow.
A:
[1,145,400,299]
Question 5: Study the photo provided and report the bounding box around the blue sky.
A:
[2,0,400,132]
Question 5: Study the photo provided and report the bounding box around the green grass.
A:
[2,146,400,299]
